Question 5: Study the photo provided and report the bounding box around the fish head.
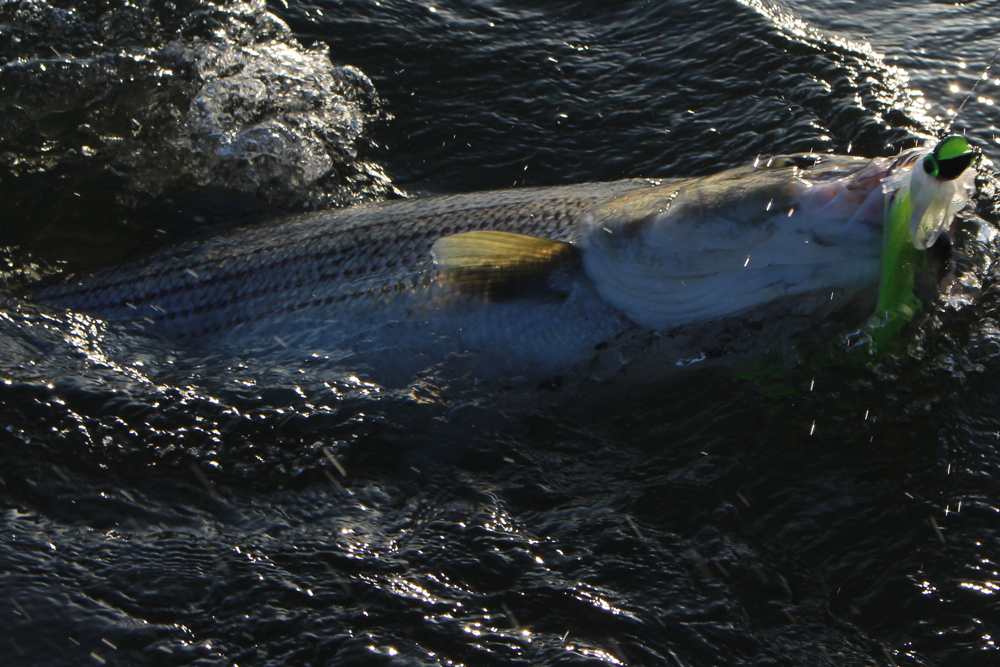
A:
[581,151,960,330]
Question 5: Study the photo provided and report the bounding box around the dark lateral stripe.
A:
[141,266,429,328]
[40,201,583,300]
[39,205,585,313]
[175,278,431,340]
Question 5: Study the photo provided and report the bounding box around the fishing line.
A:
[946,43,1000,134]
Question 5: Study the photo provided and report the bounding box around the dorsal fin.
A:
[431,230,578,299]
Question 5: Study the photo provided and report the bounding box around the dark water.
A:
[2,0,1000,665]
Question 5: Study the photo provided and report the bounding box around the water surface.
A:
[1,1,999,665]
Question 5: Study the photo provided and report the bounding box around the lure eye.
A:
[923,154,939,177]
[767,155,819,169]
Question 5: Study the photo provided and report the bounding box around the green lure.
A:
[871,135,974,355]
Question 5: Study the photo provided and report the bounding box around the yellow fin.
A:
[431,230,577,298]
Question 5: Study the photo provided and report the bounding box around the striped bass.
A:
[29,151,962,380]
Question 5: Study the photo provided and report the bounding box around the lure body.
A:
[872,136,976,353]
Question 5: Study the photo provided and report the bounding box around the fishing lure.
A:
[871,134,976,354]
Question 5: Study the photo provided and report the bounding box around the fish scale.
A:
[31,179,659,339]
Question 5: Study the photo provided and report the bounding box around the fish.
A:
[28,150,959,381]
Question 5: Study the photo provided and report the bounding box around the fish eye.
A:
[767,155,819,170]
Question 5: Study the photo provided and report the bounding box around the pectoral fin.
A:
[431,230,578,299]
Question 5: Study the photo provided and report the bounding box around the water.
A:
[2,0,1000,665]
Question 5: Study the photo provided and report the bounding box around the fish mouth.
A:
[813,148,952,243]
